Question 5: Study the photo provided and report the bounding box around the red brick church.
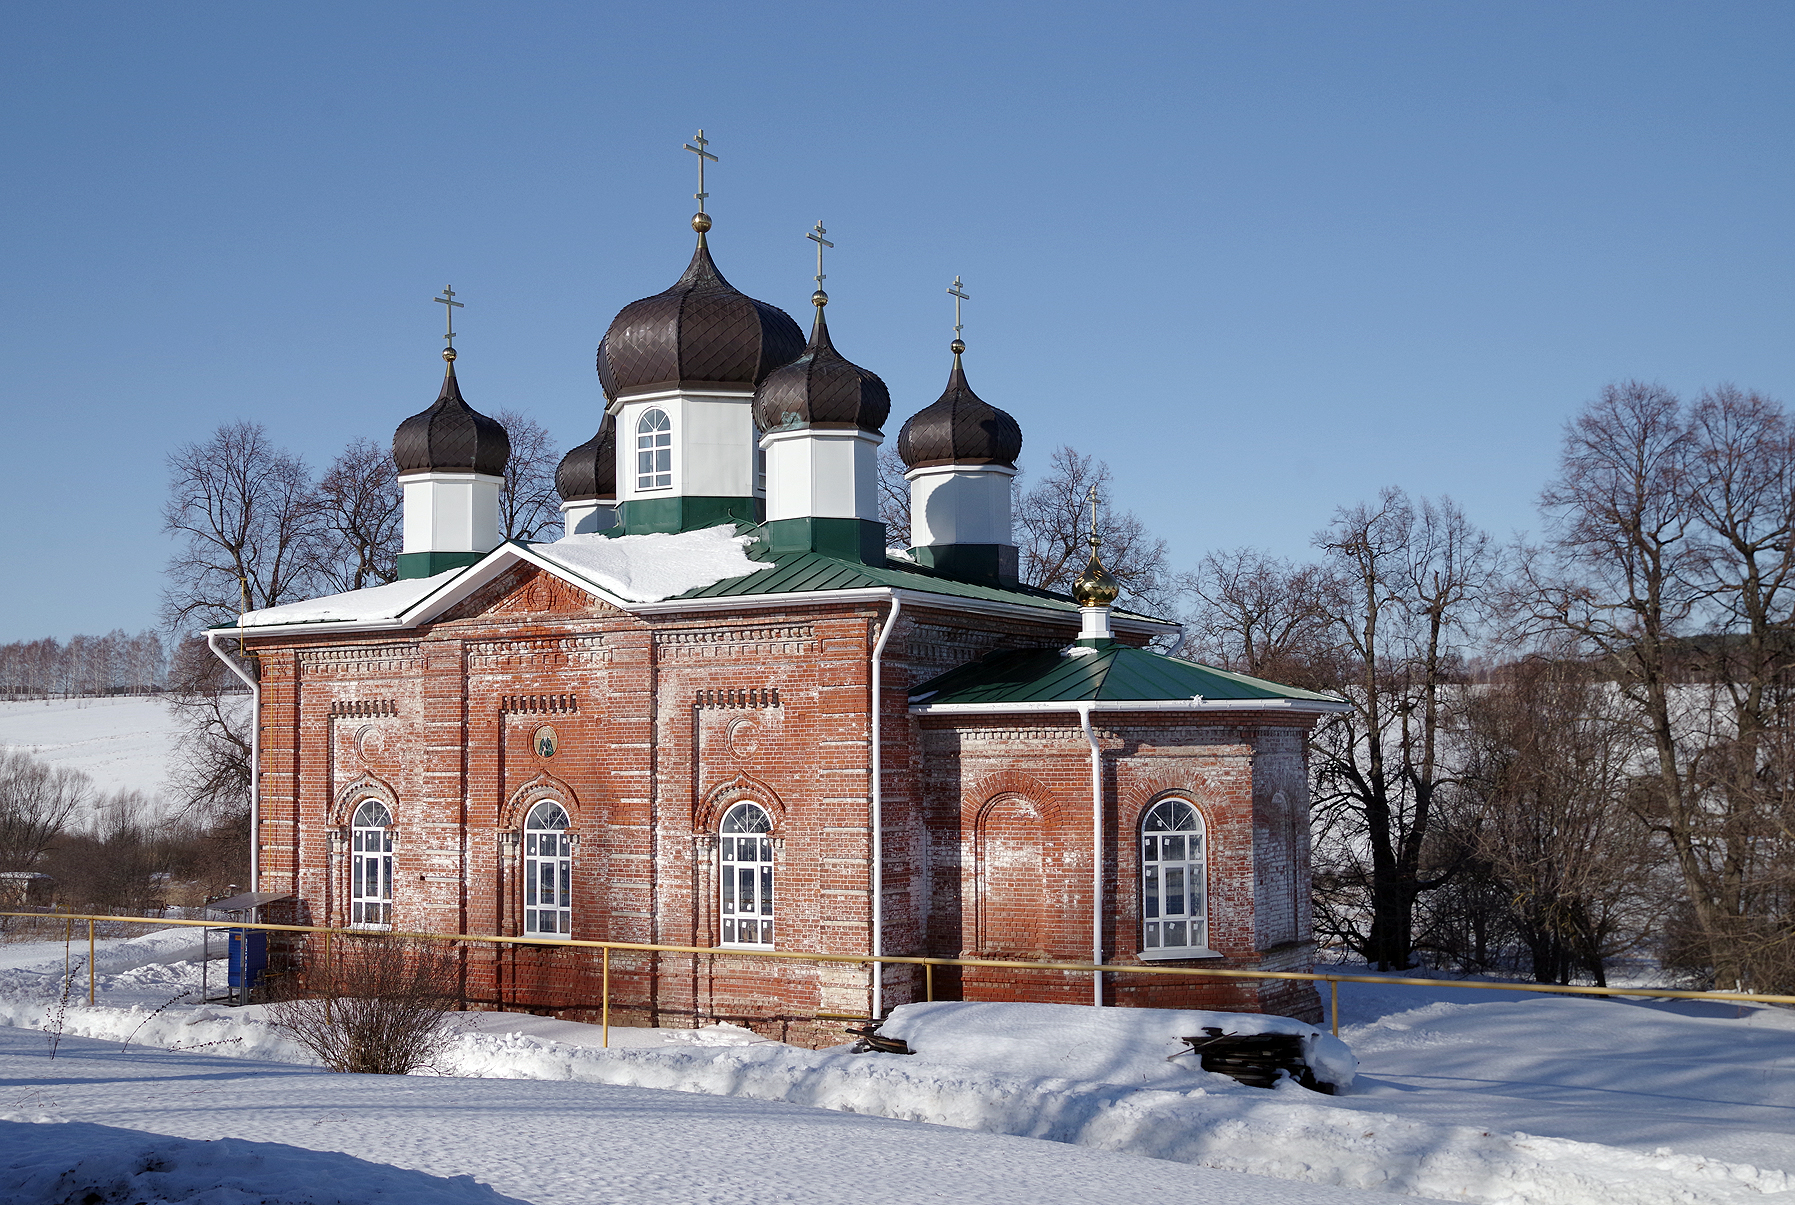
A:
[218,197,1344,1034]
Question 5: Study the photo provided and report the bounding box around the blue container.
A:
[227,929,267,994]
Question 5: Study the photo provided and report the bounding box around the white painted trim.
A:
[910,697,1350,716]
[1136,947,1226,961]
[606,384,754,416]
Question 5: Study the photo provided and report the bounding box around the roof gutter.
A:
[909,697,1351,716]
[205,630,261,910]
[869,595,900,1019]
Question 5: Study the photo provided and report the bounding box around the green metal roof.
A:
[908,641,1342,706]
[672,548,1169,625]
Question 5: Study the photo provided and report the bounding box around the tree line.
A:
[0,630,167,699]
[1182,382,1794,993]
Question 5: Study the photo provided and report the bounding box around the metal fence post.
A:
[1330,978,1339,1037]
[601,947,610,1049]
[88,919,95,1004]
[925,961,934,1003]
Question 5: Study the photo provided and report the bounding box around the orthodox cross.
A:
[435,286,463,348]
[947,275,969,342]
[1087,483,1101,545]
[807,221,832,289]
[683,130,717,212]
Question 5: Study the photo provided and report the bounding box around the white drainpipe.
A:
[207,630,261,902]
[869,595,901,1019]
[1078,701,1103,1006]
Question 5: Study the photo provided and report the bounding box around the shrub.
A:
[267,935,462,1074]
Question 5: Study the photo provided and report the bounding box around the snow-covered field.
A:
[0,695,184,804]
[0,929,1791,1204]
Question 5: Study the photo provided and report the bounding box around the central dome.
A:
[597,240,806,401]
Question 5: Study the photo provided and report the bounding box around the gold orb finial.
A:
[1072,546,1120,607]
[692,211,712,234]
[442,346,457,363]
[812,289,828,308]
[950,338,966,355]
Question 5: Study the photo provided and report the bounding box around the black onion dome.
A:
[753,308,891,435]
[392,359,511,476]
[596,240,806,401]
[896,354,1023,469]
[555,412,617,502]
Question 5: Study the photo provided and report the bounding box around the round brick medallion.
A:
[727,717,761,759]
[533,725,559,758]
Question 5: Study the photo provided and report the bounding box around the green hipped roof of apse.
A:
[672,547,1167,625]
[907,641,1343,706]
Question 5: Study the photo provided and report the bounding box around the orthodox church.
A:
[219,165,1344,1037]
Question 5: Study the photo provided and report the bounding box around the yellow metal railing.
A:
[7,910,1793,1044]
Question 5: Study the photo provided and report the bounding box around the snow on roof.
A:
[530,524,771,603]
[234,568,465,628]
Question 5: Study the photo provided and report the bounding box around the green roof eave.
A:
[907,642,1346,710]
[663,547,1171,626]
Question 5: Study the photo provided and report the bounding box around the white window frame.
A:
[636,408,673,491]
[718,802,775,949]
[523,800,572,937]
[1139,798,1216,959]
[349,798,394,929]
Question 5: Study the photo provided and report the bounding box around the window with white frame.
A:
[636,408,672,490]
[718,802,774,948]
[350,798,394,927]
[1140,798,1207,955]
[523,800,572,936]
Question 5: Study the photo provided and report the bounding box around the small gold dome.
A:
[442,347,457,362]
[1072,542,1120,607]
[692,212,712,233]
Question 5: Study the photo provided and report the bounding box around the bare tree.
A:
[878,443,911,549]
[161,421,323,631]
[0,750,89,872]
[1014,446,1173,612]
[1178,548,1337,688]
[1310,489,1498,970]
[494,409,560,542]
[1449,655,1663,985]
[163,637,252,833]
[316,437,402,592]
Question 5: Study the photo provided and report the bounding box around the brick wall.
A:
[246,567,1326,1041]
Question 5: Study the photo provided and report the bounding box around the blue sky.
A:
[3,2,1791,642]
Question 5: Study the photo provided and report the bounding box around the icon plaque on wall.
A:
[534,725,558,759]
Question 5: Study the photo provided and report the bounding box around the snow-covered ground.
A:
[0,694,183,804]
[0,929,1791,1204]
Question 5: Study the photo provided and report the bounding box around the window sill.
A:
[715,943,775,952]
[1135,947,1225,962]
[348,923,392,933]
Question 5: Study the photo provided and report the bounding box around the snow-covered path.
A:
[0,1029,1387,1205]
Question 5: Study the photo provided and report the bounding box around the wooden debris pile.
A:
[845,1023,913,1055]
[1172,1027,1337,1093]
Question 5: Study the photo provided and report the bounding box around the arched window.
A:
[350,798,393,928]
[636,408,672,490]
[719,802,774,948]
[524,800,572,937]
[1140,798,1207,956]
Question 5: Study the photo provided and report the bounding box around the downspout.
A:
[207,629,261,903]
[1078,701,1103,1006]
[869,594,901,1019]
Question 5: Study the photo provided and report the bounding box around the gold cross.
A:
[435,286,464,347]
[807,221,832,288]
[1087,483,1101,543]
[684,130,717,212]
[947,275,969,340]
